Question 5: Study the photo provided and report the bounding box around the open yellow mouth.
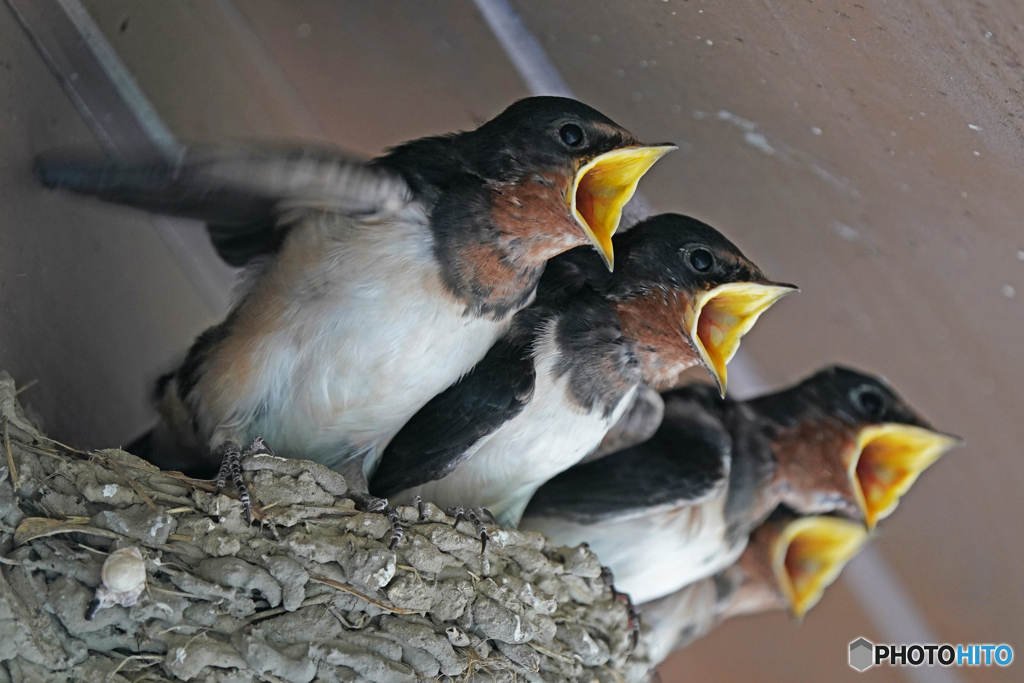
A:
[572,145,676,270]
[846,424,961,529]
[771,516,867,619]
[685,282,797,396]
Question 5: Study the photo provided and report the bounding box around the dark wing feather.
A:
[660,385,778,531]
[34,144,410,266]
[370,331,537,496]
[524,407,730,523]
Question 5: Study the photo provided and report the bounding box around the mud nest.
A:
[0,372,649,683]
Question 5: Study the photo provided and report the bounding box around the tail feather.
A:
[34,153,278,227]
[34,144,410,266]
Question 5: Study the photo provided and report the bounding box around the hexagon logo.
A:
[849,637,874,671]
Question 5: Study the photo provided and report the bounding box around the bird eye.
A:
[688,248,714,272]
[559,123,584,147]
[853,386,885,418]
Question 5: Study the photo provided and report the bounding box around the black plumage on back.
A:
[525,408,731,523]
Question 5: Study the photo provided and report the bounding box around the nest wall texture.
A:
[0,373,649,683]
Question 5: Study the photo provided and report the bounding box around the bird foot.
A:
[350,493,403,549]
[214,437,271,523]
[600,564,619,600]
[410,495,426,521]
[600,565,640,651]
[446,507,491,554]
[621,592,641,652]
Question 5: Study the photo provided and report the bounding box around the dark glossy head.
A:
[545,214,796,391]
[384,97,674,272]
[609,215,773,296]
[749,365,929,430]
[457,97,644,178]
[750,365,962,528]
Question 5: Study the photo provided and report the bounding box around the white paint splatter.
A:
[743,132,774,155]
[832,222,860,241]
[103,484,119,498]
[716,110,757,131]
[704,111,859,198]
[812,165,859,197]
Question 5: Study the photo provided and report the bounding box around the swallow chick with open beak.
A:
[370,214,794,531]
[521,365,960,603]
[36,97,673,525]
[641,512,867,663]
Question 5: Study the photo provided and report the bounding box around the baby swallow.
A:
[36,97,673,503]
[521,365,960,603]
[641,512,867,663]
[370,214,794,528]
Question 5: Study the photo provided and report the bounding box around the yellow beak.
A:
[685,282,797,396]
[846,424,962,530]
[770,516,868,619]
[572,145,676,270]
